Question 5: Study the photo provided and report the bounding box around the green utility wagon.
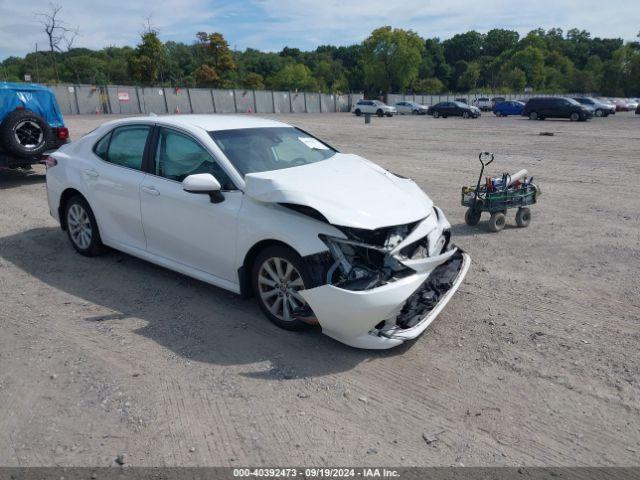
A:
[461,152,540,232]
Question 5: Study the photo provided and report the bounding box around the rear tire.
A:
[515,207,531,227]
[354,109,362,116]
[253,245,312,331]
[0,110,52,158]
[433,111,440,118]
[377,109,384,117]
[595,108,603,117]
[462,111,470,119]
[495,111,502,117]
[488,212,506,232]
[64,196,107,256]
[529,111,538,120]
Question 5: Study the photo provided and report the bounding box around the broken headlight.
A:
[319,223,416,291]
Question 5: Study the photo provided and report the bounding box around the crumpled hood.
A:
[244,154,433,229]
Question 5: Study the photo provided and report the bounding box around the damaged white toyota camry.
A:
[46,115,470,349]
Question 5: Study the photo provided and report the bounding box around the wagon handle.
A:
[479,151,494,167]
[473,152,495,203]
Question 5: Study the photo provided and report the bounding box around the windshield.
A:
[565,98,581,106]
[209,127,337,176]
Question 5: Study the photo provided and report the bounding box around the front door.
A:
[140,127,242,283]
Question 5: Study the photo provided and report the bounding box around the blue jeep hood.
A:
[0,82,65,127]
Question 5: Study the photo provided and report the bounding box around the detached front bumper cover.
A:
[300,248,470,349]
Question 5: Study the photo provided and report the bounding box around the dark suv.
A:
[522,97,593,121]
[0,82,69,169]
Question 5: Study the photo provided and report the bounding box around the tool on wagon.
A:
[461,152,540,232]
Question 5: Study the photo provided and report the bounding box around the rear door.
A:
[87,124,151,250]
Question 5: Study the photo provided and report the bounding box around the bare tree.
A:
[34,2,79,82]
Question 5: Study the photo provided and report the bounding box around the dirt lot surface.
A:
[1,112,639,467]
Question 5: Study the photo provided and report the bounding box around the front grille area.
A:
[395,249,464,329]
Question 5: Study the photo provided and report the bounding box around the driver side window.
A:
[154,128,234,189]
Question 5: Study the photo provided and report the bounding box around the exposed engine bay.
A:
[312,216,451,291]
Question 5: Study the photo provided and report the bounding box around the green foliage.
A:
[267,63,318,91]
[362,27,424,93]
[3,26,639,96]
[129,31,165,84]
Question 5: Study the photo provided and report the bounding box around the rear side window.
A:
[94,125,150,171]
[94,132,111,160]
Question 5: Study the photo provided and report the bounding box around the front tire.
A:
[465,207,482,226]
[488,212,506,232]
[64,196,107,256]
[433,111,440,118]
[595,108,603,117]
[253,245,311,331]
[529,111,538,120]
[570,112,580,122]
[462,111,470,119]
[354,109,362,116]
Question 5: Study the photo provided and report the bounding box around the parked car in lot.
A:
[353,99,396,117]
[0,82,69,169]
[429,101,480,119]
[491,97,506,106]
[573,97,615,117]
[636,104,640,115]
[613,99,632,112]
[45,115,470,349]
[493,101,525,117]
[626,99,639,111]
[522,97,593,121]
[395,101,428,115]
[472,97,493,111]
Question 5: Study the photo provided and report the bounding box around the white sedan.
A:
[395,101,429,115]
[46,115,470,349]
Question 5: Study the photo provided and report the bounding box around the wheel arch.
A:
[58,188,86,230]
[238,239,301,299]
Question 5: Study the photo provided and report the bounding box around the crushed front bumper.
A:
[300,248,470,349]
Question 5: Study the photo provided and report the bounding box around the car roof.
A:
[99,114,291,132]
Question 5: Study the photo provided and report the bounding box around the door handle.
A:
[142,186,160,196]
[83,169,99,178]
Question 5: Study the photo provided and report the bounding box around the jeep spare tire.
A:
[0,110,52,158]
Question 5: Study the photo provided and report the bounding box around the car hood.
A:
[243,154,432,229]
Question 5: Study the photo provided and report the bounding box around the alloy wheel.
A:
[258,257,307,322]
[14,120,44,151]
[67,204,93,250]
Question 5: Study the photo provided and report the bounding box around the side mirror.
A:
[182,173,224,203]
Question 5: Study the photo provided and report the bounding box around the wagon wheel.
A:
[465,207,482,226]
[488,212,506,232]
[515,207,531,228]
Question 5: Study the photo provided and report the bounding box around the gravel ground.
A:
[1,112,639,467]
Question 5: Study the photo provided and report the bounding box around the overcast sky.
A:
[1,0,638,60]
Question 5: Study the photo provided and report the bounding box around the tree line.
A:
[2,23,639,96]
